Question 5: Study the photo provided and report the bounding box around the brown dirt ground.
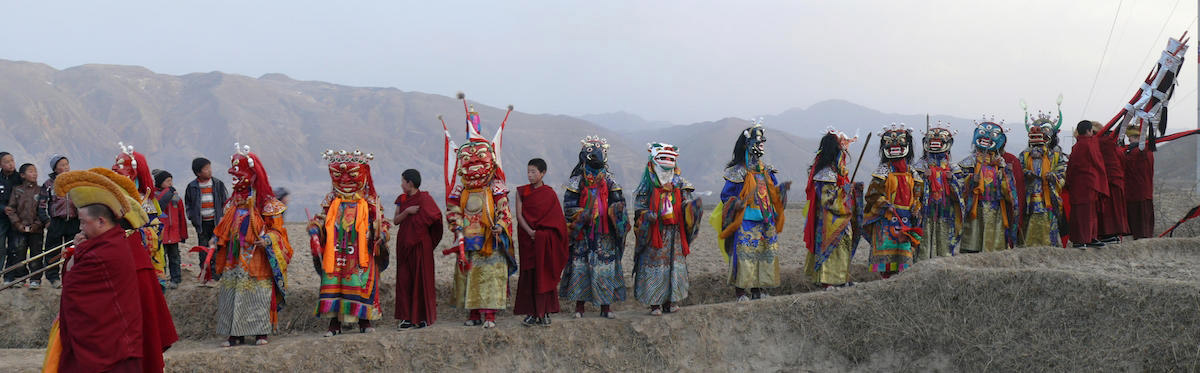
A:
[2,193,1200,372]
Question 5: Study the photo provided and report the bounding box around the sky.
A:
[0,0,1196,133]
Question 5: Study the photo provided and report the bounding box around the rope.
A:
[1122,0,1183,95]
[1082,0,1126,116]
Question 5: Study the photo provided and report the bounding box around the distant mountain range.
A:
[0,58,1187,219]
[578,111,676,133]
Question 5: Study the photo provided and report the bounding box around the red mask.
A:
[113,153,136,179]
[229,154,256,193]
[329,162,368,196]
[113,149,153,194]
[456,142,496,189]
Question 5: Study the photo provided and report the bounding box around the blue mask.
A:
[973,122,1006,151]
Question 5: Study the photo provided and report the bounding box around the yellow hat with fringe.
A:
[54,170,129,220]
[89,167,140,199]
[86,167,151,227]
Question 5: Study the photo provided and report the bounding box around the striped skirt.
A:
[216,268,274,336]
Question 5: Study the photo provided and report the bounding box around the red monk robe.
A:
[513,184,569,318]
[126,230,178,373]
[1124,145,1155,238]
[393,191,443,326]
[1065,134,1109,245]
[1097,131,1130,237]
[59,226,143,372]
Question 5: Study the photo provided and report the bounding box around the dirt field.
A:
[3,192,1200,372]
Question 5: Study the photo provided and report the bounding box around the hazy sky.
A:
[0,0,1196,132]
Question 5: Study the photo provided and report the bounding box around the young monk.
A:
[514,158,569,326]
[1065,121,1109,248]
[393,169,443,330]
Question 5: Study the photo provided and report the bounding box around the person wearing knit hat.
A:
[37,154,74,288]
[152,169,188,288]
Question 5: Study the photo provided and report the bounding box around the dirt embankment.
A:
[3,204,1200,371]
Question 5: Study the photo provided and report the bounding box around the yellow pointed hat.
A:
[53,170,130,220]
[83,168,150,227]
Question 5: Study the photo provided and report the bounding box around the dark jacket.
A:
[184,177,229,230]
[7,180,45,233]
[39,173,77,222]
[0,170,20,223]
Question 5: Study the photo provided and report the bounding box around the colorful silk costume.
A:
[632,143,701,308]
[212,144,292,338]
[439,94,515,326]
[719,121,789,294]
[956,119,1019,252]
[112,142,166,279]
[803,130,858,286]
[912,123,963,259]
[1018,98,1068,247]
[863,125,923,275]
[560,135,629,306]
[311,149,391,326]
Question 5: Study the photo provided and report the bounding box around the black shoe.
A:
[398,320,416,330]
[1086,240,1107,248]
[538,315,552,327]
[415,321,428,329]
[522,315,537,327]
[1100,236,1120,243]
[1072,243,1087,249]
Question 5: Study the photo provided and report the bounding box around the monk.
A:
[1065,121,1109,248]
[89,167,177,372]
[1097,123,1130,242]
[1123,126,1155,239]
[59,203,144,372]
[514,158,568,326]
[393,169,443,330]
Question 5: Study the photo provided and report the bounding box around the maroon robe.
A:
[393,191,443,325]
[1097,133,1130,236]
[126,230,178,373]
[1003,152,1025,246]
[513,184,568,317]
[1065,135,1109,244]
[1124,145,1155,238]
[60,226,143,372]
